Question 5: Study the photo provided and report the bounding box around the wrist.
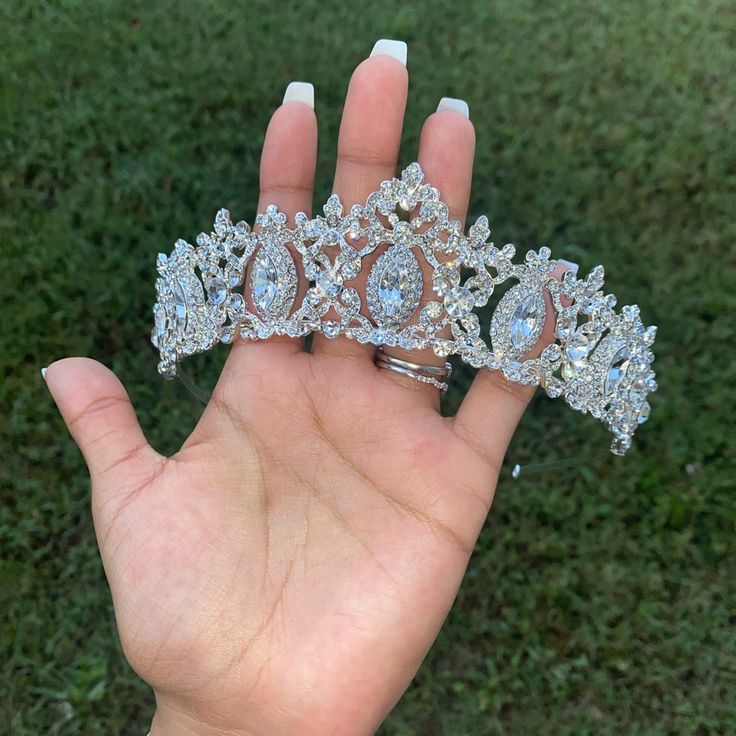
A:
[149,703,253,736]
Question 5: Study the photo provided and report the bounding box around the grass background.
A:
[1,0,735,733]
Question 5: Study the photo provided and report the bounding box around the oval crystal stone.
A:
[604,345,631,396]
[316,268,343,298]
[251,250,278,314]
[173,281,188,330]
[368,247,422,325]
[510,293,541,349]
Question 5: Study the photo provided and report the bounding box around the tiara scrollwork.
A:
[151,163,657,454]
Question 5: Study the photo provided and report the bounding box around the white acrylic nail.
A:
[370,39,407,66]
[437,97,470,118]
[41,367,48,380]
[282,82,314,110]
[558,259,579,274]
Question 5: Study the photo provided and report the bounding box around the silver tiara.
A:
[151,163,657,455]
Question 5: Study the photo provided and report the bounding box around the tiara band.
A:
[151,163,657,455]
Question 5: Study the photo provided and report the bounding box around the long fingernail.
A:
[370,39,407,66]
[437,97,470,118]
[283,81,314,110]
[558,259,579,274]
[41,366,48,380]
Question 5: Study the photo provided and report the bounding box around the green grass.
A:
[2,0,735,733]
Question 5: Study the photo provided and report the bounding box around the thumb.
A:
[43,357,161,486]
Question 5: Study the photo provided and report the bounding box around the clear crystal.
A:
[251,250,278,313]
[425,301,443,318]
[605,345,631,396]
[637,402,651,423]
[377,249,419,318]
[154,305,166,331]
[316,269,343,298]
[510,293,540,349]
[322,321,340,338]
[207,277,227,306]
[542,344,562,362]
[561,361,578,381]
[629,377,646,403]
[444,286,474,318]
[566,333,590,363]
[173,281,188,330]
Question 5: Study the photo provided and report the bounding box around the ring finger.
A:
[377,98,476,401]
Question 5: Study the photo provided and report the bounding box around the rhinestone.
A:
[637,402,651,424]
[251,250,278,313]
[173,281,188,329]
[542,344,562,362]
[444,286,474,318]
[154,305,166,331]
[510,293,541,350]
[566,333,590,363]
[628,377,646,403]
[316,269,343,298]
[425,301,443,318]
[561,361,578,381]
[432,263,460,295]
[556,319,575,341]
[371,247,421,322]
[207,277,227,306]
[322,321,340,338]
[605,345,631,396]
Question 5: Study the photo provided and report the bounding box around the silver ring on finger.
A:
[375,347,452,393]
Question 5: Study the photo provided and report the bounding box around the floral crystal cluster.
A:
[152,163,656,455]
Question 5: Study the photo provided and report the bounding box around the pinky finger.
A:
[452,261,578,471]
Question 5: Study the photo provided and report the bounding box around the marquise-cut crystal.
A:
[379,251,415,316]
[510,293,541,349]
[251,250,278,314]
[605,345,630,396]
[173,281,188,330]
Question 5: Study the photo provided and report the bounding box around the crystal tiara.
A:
[151,163,657,456]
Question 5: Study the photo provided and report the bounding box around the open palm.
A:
[46,43,546,736]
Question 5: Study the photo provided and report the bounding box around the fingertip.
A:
[422,106,476,148]
[44,356,121,398]
[369,38,407,66]
[282,81,314,110]
[436,97,470,118]
[43,357,156,482]
[417,109,476,223]
[350,53,409,102]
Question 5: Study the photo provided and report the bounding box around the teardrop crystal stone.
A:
[605,345,631,396]
[251,250,278,314]
[173,281,188,330]
[510,293,540,349]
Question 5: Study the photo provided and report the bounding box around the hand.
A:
[45,42,544,736]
